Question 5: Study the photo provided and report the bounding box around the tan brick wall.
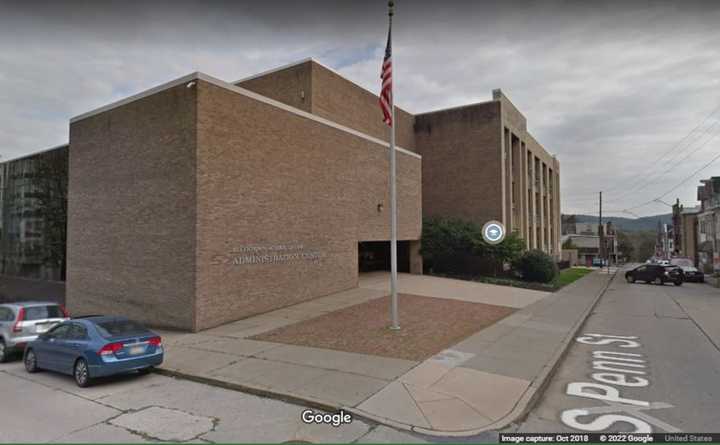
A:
[67,85,197,330]
[310,62,416,151]
[415,102,504,225]
[236,61,313,113]
[237,61,416,151]
[194,80,421,331]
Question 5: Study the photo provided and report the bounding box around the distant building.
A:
[0,145,68,281]
[561,232,618,267]
[561,215,613,237]
[672,199,700,265]
[681,206,700,265]
[561,214,576,235]
[696,176,720,273]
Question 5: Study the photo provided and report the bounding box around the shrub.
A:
[473,231,525,266]
[515,249,558,283]
[421,217,525,275]
[421,217,480,274]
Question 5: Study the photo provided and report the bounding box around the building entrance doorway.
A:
[358,241,410,273]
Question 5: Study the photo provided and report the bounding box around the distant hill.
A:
[569,213,672,232]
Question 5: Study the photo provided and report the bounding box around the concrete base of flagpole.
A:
[389,325,401,330]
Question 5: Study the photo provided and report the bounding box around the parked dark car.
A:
[23,316,163,387]
[679,266,704,282]
[625,264,683,286]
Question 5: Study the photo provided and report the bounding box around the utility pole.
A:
[598,191,605,268]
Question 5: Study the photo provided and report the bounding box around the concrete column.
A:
[539,162,546,251]
[544,164,550,253]
[409,240,423,275]
[555,170,561,258]
[519,142,525,240]
[530,155,536,249]
[511,134,521,235]
[504,128,512,228]
[525,146,531,248]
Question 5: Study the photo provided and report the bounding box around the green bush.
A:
[421,217,525,275]
[421,217,480,274]
[515,249,558,283]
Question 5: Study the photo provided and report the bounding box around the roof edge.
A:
[68,72,421,161]
[232,57,314,85]
[1,143,69,164]
[414,98,497,117]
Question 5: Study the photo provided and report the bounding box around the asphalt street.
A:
[0,359,429,443]
[509,266,720,433]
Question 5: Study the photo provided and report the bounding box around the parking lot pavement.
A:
[0,360,430,443]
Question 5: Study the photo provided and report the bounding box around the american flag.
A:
[379,21,393,126]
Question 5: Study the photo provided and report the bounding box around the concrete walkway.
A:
[156,271,614,437]
[359,271,548,308]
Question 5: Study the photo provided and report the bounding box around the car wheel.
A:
[24,349,39,373]
[0,339,7,363]
[674,280,683,286]
[654,277,664,285]
[626,275,635,283]
[74,358,91,388]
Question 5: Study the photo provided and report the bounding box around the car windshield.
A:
[24,305,63,321]
[94,319,149,338]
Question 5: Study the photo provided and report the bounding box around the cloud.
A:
[1,0,720,216]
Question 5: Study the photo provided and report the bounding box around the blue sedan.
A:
[23,316,163,387]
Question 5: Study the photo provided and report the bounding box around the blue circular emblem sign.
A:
[482,220,506,245]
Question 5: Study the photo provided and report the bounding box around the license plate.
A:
[128,345,146,355]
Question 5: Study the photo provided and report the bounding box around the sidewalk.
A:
[156,270,614,437]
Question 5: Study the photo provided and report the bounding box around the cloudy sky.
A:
[1,0,719,217]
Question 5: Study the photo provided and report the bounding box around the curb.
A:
[475,269,618,434]
[350,270,618,438]
[154,368,340,413]
[155,270,618,438]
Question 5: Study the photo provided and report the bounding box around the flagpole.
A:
[388,0,400,330]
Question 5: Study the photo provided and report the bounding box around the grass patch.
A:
[554,267,594,288]
[429,272,558,292]
[428,266,595,292]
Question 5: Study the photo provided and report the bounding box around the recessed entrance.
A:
[358,241,410,273]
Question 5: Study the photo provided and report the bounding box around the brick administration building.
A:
[3,58,561,331]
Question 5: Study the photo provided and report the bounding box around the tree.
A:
[616,231,634,262]
[473,231,525,266]
[632,231,657,262]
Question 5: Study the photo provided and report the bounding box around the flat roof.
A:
[1,143,69,164]
[233,57,314,84]
[414,98,497,117]
[234,57,416,117]
[69,72,421,160]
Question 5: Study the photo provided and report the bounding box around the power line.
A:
[563,102,720,204]
[564,116,720,207]
[600,102,720,195]
[622,146,720,212]
[602,122,720,203]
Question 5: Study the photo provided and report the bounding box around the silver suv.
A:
[0,302,69,362]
